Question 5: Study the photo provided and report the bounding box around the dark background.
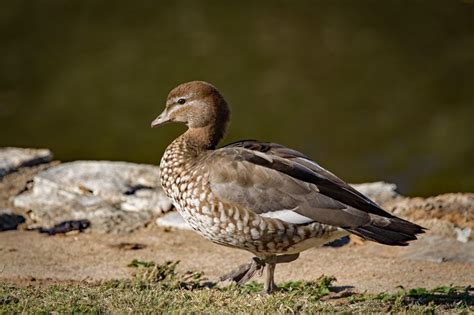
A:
[1,1,473,196]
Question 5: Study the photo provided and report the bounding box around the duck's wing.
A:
[223,140,388,216]
[204,140,424,245]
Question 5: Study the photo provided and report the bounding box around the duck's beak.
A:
[151,108,170,128]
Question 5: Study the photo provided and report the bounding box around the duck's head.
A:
[151,81,230,130]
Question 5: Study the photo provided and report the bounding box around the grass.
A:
[1,260,472,313]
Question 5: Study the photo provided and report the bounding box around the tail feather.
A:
[347,216,425,246]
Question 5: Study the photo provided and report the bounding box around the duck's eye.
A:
[177,98,186,105]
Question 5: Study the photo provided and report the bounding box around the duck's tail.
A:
[347,215,425,246]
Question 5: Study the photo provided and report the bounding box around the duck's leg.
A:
[262,253,299,294]
[263,259,277,294]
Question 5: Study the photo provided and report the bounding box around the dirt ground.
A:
[0,226,473,293]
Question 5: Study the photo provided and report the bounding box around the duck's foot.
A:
[261,285,279,294]
[219,257,265,284]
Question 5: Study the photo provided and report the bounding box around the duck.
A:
[151,81,424,293]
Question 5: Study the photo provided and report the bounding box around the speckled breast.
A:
[160,145,222,239]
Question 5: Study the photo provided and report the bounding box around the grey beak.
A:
[151,109,170,128]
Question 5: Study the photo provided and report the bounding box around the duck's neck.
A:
[180,121,227,153]
[173,96,230,155]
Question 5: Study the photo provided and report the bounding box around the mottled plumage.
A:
[152,81,424,293]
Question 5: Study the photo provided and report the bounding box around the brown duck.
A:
[151,81,424,293]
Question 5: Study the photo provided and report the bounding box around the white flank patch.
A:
[260,208,313,224]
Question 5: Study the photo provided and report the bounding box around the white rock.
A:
[156,211,192,230]
[455,227,472,243]
[13,161,173,233]
[351,181,400,203]
[0,147,52,177]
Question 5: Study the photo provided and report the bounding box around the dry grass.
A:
[1,260,472,313]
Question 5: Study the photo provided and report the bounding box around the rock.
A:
[156,211,192,230]
[415,218,456,238]
[38,219,91,235]
[13,161,173,233]
[0,208,25,231]
[401,235,474,263]
[351,181,400,204]
[0,147,52,178]
[383,193,474,230]
[455,227,472,243]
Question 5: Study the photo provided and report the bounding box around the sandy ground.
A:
[0,226,473,293]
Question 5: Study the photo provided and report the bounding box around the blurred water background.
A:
[1,1,473,196]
